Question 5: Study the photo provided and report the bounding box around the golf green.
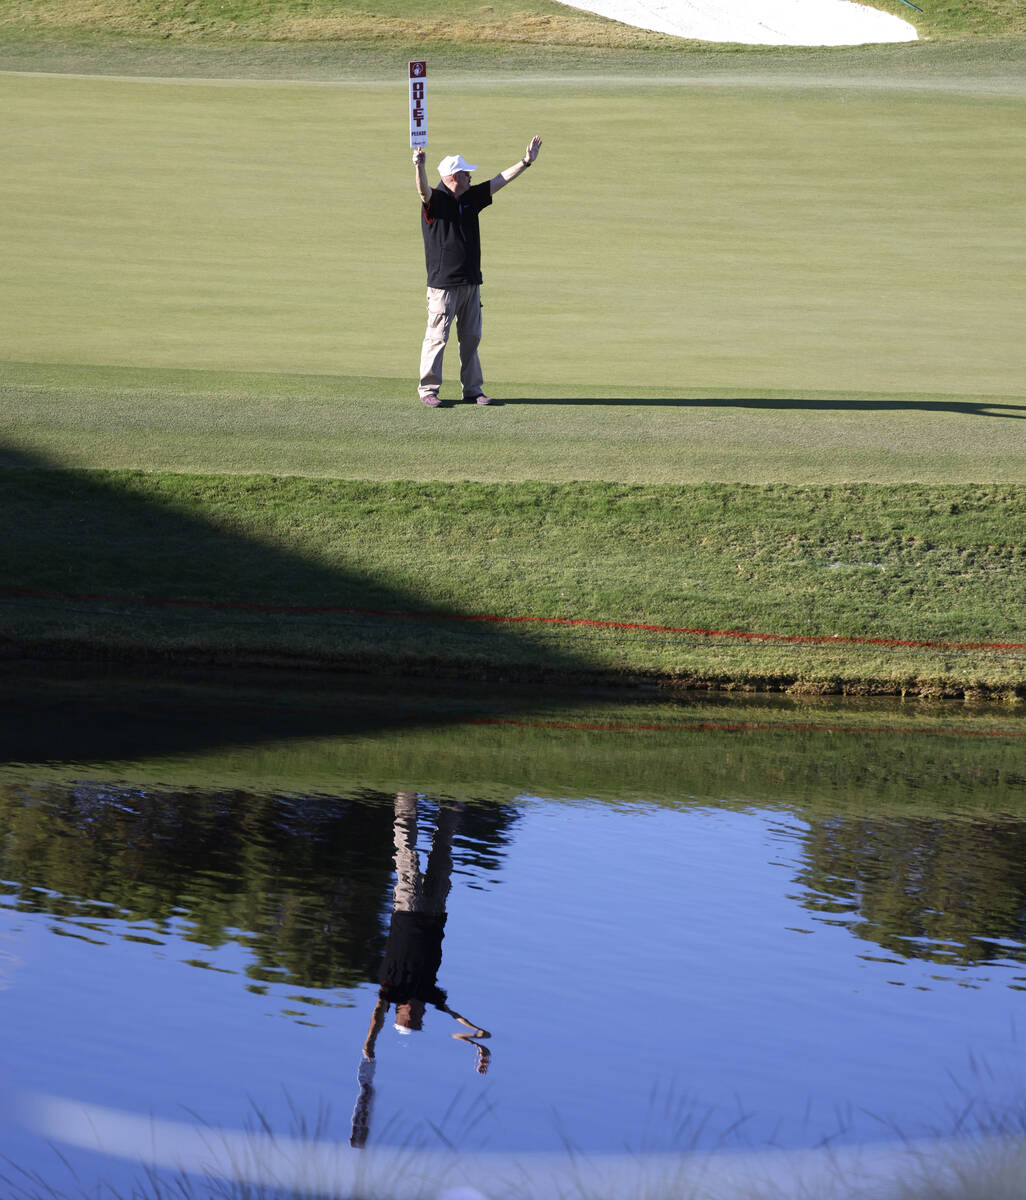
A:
[2,69,1024,434]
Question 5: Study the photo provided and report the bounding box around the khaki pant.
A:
[418,284,484,400]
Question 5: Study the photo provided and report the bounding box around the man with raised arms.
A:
[413,136,542,407]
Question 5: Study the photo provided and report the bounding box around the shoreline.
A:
[5,636,1024,703]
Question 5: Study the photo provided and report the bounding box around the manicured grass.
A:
[1,33,1025,84]
[3,362,1025,483]
[3,467,1026,696]
[1,73,1024,405]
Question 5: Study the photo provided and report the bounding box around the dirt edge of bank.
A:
[3,636,1023,704]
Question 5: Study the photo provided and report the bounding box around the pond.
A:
[2,666,1026,1199]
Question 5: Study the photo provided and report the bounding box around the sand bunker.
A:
[556,0,918,45]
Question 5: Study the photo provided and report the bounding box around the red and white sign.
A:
[408,61,427,148]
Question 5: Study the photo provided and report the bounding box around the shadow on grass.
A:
[0,443,593,764]
[508,396,1026,417]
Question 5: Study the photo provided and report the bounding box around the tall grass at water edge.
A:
[6,1090,1026,1200]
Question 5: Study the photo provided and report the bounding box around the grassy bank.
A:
[1,0,1025,89]
[3,467,1025,697]
[2,0,1025,47]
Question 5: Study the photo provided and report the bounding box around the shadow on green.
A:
[507,396,1026,417]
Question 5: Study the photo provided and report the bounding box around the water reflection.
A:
[796,814,1026,976]
[0,783,396,991]
[352,794,493,1148]
[0,783,522,1002]
[4,670,1026,1177]
[4,770,1026,999]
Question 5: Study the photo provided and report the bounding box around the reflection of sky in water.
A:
[4,785,1026,1197]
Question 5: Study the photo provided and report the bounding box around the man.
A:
[413,136,542,407]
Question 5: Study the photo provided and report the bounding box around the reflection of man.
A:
[350,793,490,1148]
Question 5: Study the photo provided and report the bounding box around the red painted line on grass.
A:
[4,586,1026,654]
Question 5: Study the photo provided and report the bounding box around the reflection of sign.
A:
[408,60,427,148]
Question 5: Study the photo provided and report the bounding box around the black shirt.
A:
[421,181,493,288]
[379,910,448,1008]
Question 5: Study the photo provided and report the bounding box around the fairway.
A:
[2,65,1025,487]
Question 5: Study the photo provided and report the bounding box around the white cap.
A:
[438,154,478,177]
